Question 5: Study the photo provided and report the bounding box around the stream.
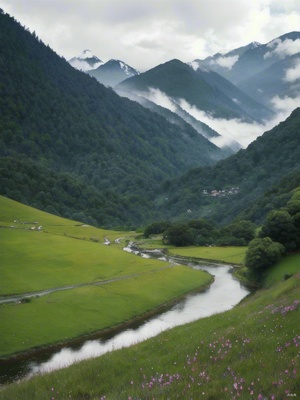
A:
[0,245,249,385]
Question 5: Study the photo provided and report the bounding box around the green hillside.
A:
[117,58,273,121]
[0,196,212,357]
[159,108,300,224]
[0,9,225,228]
[1,246,299,399]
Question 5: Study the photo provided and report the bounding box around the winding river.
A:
[0,246,249,385]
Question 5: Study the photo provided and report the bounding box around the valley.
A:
[0,6,300,400]
[0,196,213,360]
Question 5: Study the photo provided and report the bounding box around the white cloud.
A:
[265,38,300,59]
[178,96,300,149]
[210,55,239,70]
[283,57,300,82]
[139,87,177,112]
[271,94,300,113]
[2,0,300,71]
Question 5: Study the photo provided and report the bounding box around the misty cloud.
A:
[139,87,178,112]
[2,0,300,71]
[178,97,300,149]
[265,38,300,59]
[283,57,300,82]
[271,94,300,113]
[210,55,239,70]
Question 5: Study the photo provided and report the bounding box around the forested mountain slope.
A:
[158,108,300,224]
[117,59,273,122]
[0,10,226,227]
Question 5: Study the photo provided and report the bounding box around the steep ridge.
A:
[194,32,300,111]
[117,59,273,122]
[87,59,139,87]
[158,108,300,224]
[0,10,227,227]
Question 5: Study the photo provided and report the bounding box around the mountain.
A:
[238,53,300,109]
[69,49,140,87]
[87,59,139,87]
[0,9,227,228]
[68,49,103,71]
[157,107,300,224]
[193,32,300,110]
[192,41,261,82]
[116,59,273,123]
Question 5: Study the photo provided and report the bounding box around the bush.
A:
[245,237,285,272]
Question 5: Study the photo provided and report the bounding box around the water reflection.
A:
[28,263,248,378]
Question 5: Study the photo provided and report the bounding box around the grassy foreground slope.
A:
[1,255,299,399]
[0,196,212,357]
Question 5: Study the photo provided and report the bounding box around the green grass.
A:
[0,266,211,357]
[0,196,212,358]
[0,228,175,295]
[168,246,247,264]
[1,258,299,399]
[2,196,299,399]
[0,195,127,240]
[264,252,300,287]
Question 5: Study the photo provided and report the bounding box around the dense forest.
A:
[0,9,226,228]
[0,9,300,230]
[157,108,300,225]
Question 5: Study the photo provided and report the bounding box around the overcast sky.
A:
[1,0,300,71]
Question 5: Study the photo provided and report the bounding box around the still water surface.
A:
[0,248,249,384]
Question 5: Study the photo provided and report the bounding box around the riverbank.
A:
[1,257,299,399]
[1,198,215,361]
[0,264,212,360]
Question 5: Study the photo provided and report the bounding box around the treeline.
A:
[245,187,300,276]
[144,219,256,247]
[0,157,158,229]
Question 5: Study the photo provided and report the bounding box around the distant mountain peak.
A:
[79,49,96,59]
[250,41,261,48]
[68,50,103,72]
[103,59,139,77]
[87,58,139,87]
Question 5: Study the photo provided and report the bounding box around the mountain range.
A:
[0,9,226,227]
[69,49,104,71]
[193,32,300,109]
[1,8,300,229]
[69,50,139,87]
[69,32,299,151]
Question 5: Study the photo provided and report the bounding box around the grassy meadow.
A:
[132,236,247,264]
[1,254,299,399]
[264,253,300,287]
[1,195,300,399]
[0,196,212,357]
[167,245,247,265]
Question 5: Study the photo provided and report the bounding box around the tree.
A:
[245,237,285,272]
[260,210,298,251]
[144,221,171,238]
[163,222,196,247]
